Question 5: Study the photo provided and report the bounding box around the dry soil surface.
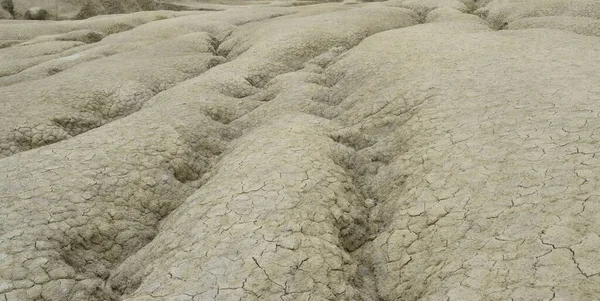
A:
[1,0,600,300]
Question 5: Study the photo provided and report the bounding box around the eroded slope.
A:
[2,0,600,300]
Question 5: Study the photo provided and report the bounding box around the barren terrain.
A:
[2,0,600,300]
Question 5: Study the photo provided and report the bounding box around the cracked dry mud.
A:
[1,0,600,300]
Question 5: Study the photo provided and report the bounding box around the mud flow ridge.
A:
[1,4,419,300]
[0,7,298,159]
[3,0,600,300]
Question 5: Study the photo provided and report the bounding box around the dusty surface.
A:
[1,0,233,20]
[1,0,600,300]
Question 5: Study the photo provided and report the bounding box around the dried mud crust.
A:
[2,0,600,300]
[0,7,296,159]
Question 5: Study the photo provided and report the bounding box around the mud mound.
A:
[1,0,600,300]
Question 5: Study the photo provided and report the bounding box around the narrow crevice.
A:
[328,129,375,151]
[204,106,237,124]
[215,29,235,58]
[154,2,223,12]
[312,73,427,301]
[47,67,62,75]
[208,34,222,56]
[325,138,391,301]
[55,225,158,301]
[329,148,384,250]
[170,156,206,184]
[353,259,386,301]
[51,116,104,137]
[244,74,269,89]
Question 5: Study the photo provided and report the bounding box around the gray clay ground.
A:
[1,0,600,300]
